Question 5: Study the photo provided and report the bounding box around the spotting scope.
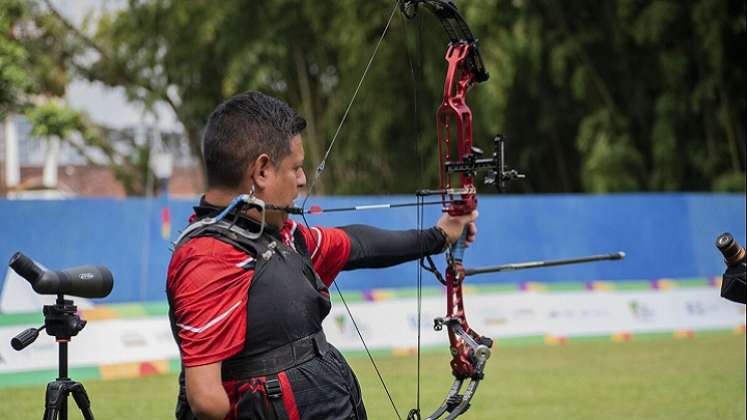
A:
[9,252,113,299]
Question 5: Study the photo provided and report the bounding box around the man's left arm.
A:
[342,210,476,269]
[301,211,477,285]
[341,225,447,270]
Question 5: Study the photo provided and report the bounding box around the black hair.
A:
[202,91,307,189]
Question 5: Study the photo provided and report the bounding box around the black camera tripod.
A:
[11,295,95,420]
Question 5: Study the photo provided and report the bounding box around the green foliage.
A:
[0,0,32,113]
[576,109,644,192]
[474,0,745,193]
[24,100,151,195]
[16,0,746,195]
[25,101,82,138]
[0,0,156,195]
[0,0,79,112]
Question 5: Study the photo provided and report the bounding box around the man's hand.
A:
[436,210,478,247]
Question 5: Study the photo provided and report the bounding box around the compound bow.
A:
[400,1,523,418]
[291,1,520,418]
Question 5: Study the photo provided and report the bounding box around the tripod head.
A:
[8,252,110,351]
[11,296,87,350]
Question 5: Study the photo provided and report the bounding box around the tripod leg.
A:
[70,383,95,420]
[43,381,66,420]
[43,407,59,420]
[43,407,58,420]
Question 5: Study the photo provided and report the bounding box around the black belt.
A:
[222,330,328,380]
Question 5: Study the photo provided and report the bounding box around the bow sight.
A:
[443,134,526,193]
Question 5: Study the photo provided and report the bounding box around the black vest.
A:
[168,205,332,379]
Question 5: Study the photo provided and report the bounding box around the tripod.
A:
[11,295,95,420]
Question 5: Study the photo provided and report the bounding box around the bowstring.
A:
[298,2,404,419]
[404,7,425,418]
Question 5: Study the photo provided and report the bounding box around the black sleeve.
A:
[341,224,447,270]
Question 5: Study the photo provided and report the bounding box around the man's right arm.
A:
[185,362,229,420]
[168,239,255,419]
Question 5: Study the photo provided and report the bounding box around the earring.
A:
[248,185,256,197]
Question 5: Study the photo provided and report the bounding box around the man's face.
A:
[262,135,306,210]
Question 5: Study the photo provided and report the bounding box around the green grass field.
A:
[1,333,744,420]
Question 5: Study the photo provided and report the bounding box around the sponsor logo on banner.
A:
[333,313,370,338]
[628,299,656,321]
[684,299,724,317]
[121,331,147,347]
[547,308,610,320]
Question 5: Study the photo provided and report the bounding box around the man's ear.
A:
[249,153,273,190]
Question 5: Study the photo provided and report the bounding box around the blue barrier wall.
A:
[0,193,744,303]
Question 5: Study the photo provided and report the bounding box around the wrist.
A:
[434,225,450,252]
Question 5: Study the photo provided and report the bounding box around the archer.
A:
[166,91,477,420]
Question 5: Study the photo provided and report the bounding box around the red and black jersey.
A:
[167,215,351,368]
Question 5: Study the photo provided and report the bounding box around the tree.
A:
[476,0,745,192]
[37,0,747,194]
[2,0,158,195]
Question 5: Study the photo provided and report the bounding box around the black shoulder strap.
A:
[174,221,266,258]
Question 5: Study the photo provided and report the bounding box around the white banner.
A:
[1,287,744,375]
[0,318,177,374]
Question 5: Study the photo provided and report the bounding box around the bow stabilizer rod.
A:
[464,252,625,277]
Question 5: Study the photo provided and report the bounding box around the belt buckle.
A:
[264,378,282,399]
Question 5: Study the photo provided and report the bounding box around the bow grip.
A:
[450,228,468,263]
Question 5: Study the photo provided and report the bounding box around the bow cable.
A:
[301,2,401,211]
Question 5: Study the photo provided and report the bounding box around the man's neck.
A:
[203,188,240,208]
